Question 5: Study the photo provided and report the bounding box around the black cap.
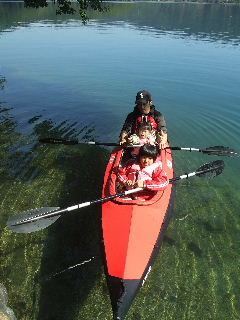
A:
[135,90,152,104]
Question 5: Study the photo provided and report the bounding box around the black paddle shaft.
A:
[168,146,239,157]
[39,138,119,146]
[39,139,239,157]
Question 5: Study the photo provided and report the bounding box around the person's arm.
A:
[154,111,167,134]
[116,166,128,185]
[119,131,128,145]
[153,111,167,149]
[119,112,135,144]
[136,167,169,190]
[156,130,168,149]
[116,161,135,187]
[154,110,168,149]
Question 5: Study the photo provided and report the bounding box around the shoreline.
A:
[1,0,240,3]
[104,0,240,3]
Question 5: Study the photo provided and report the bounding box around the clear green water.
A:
[0,2,240,320]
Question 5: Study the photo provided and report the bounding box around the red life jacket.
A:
[126,161,162,184]
[134,114,158,133]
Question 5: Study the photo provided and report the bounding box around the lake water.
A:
[0,2,240,320]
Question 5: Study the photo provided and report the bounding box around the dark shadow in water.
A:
[163,235,176,247]
[36,149,108,320]
[0,103,110,319]
[187,242,202,257]
[201,220,223,233]
[31,122,110,320]
[132,312,142,320]
[2,240,47,256]
[194,216,224,233]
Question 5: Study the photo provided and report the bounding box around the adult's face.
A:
[137,101,151,114]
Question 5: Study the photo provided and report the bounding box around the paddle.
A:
[39,138,239,157]
[167,146,239,157]
[39,138,120,147]
[7,160,224,234]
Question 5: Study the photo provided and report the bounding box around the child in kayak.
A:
[127,121,156,153]
[117,144,169,200]
[127,122,156,158]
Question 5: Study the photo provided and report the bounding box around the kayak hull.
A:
[102,145,175,319]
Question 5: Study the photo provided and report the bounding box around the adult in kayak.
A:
[119,90,168,149]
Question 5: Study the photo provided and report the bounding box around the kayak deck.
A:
[102,145,175,319]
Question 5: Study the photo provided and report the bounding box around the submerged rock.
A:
[0,284,17,320]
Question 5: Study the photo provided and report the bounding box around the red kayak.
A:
[102,144,175,320]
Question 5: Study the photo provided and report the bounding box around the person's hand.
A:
[127,136,134,144]
[119,132,128,145]
[134,180,144,188]
[158,131,168,149]
[120,140,127,146]
[125,180,134,187]
[146,135,151,143]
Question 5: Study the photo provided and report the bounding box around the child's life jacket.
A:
[116,160,169,200]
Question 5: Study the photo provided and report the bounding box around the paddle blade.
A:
[39,138,78,145]
[196,160,224,179]
[7,207,61,233]
[202,146,239,157]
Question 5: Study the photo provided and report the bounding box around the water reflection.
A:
[0,2,240,44]
[0,76,6,90]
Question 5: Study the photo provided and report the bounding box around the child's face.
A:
[140,156,154,168]
[139,129,151,139]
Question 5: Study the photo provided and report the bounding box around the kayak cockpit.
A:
[106,147,165,205]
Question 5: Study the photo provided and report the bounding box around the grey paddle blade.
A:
[203,146,239,157]
[7,207,60,233]
[196,160,224,179]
